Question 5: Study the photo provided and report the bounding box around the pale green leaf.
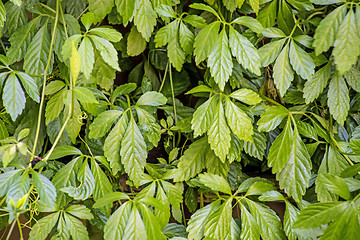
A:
[183,15,206,28]
[204,199,232,240]
[304,62,331,103]
[191,96,217,137]
[208,29,233,91]
[199,173,231,194]
[32,171,57,208]
[257,106,288,132]
[91,160,113,214]
[179,22,194,54]
[127,26,147,56]
[70,42,81,81]
[289,40,315,80]
[243,130,267,160]
[16,72,40,102]
[327,74,350,125]
[104,113,129,175]
[259,38,286,67]
[168,34,186,71]
[64,213,89,240]
[262,27,286,38]
[90,35,121,71]
[104,202,132,240]
[240,204,260,240]
[29,212,60,240]
[277,128,312,202]
[115,0,135,26]
[223,0,238,12]
[45,89,66,125]
[228,26,261,75]
[73,87,98,104]
[3,73,26,121]
[225,97,253,142]
[120,116,147,186]
[78,37,94,79]
[232,16,264,34]
[249,0,259,14]
[66,205,93,220]
[333,9,360,75]
[189,3,221,19]
[229,88,262,105]
[208,100,231,162]
[194,21,221,65]
[273,42,294,97]
[88,0,114,23]
[137,91,167,106]
[313,5,346,55]
[316,173,350,200]
[89,110,122,139]
[134,0,157,41]
[344,67,360,92]
[89,27,122,42]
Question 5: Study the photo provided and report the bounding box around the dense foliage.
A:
[0,0,360,239]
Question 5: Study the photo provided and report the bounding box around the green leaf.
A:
[208,100,231,162]
[78,37,94,79]
[137,91,167,106]
[104,113,129,175]
[293,202,347,228]
[122,206,147,239]
[223,0,238,12]
[249,0,259,14]
[32,171,57,208]
[93,192,130,208]
[313,5,346,55]
[262,27,286,38]
[154,20,177,48]
[7,17,41,64]
[183,15,206,28]
[179,21,194,54]
[277,128,312,202]
[289,40,315,80]
[135,106,161,146]
[24,23,53,84]
[259,38,286,67]
[191,96,217,137]
[246,199,286,239]
[194,21,221,65]
[167,28,186,71]
[327,74,350,125]
[70,42,81,81]
[204,199,232,240]
[229,88,262,105]
[228,26,261,75]
[5,1,28,37]
[246,181,276,196]
[16,72,39,102]
[155,4,176,18]
[90,35,121,71]
[350,127,360,154]
[225,97,253,142]
[268,118,293,172]
[104,201,132,239]
[47,146,82,160]
[344,67,360,92]
[115,0,135,26]
[80,12,94,31]
[7,172,30,205]
[0,169,22,197]
[92,51,116,91]
[273,42,294,97]
[64,213,89,240]
[232,16,264,34]
[89,110,122,139]
[243,130,267,160]
[198,173,232,195]
[89,27,122,42]
[208,29,233,91]
[303,62,331,103]
[3,73,26,121]
[316,173,350,200]
[127,26,147,56]
[258,106,289,132]
[66,205,93,220]
[73,87,98,104]
[257,0,277,28]
[138,203,167,240]
[88,0,114,23]
[173,137,208,182]
[333,9,360,75]
[61,35,83,61]
[120,116,147,186]
[45,88,66,125]
[29,212,60,240]
[134,0,157,41]
[240,204,260,240]
[189,3,221,19]
[91,160,113,213]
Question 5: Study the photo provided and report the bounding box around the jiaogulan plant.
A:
[0,0,359,239]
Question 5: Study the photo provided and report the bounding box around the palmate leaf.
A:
[24,23,53,85]
[134,0,157,41]
[3,73,26,121]
[289,40,315,80]
[187,200,221,240]
[273,42,294,97]
[228,26,261,75]
[104,113,129,175]
[208,99,231,162]
[90,35,120,71]
[208,29,233,91]
[313,5,346,55]
[29,212,60,240]
[333,8,360,75]
[327,74,350,125]
[120,116,147,186]
[303,62,331,104]
[194,21,221,64]
[277,128,312,202]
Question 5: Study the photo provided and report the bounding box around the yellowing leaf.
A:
[70,42,81,82]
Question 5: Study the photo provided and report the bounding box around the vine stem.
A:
[31,0,60,161]
[169,65,177,122]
